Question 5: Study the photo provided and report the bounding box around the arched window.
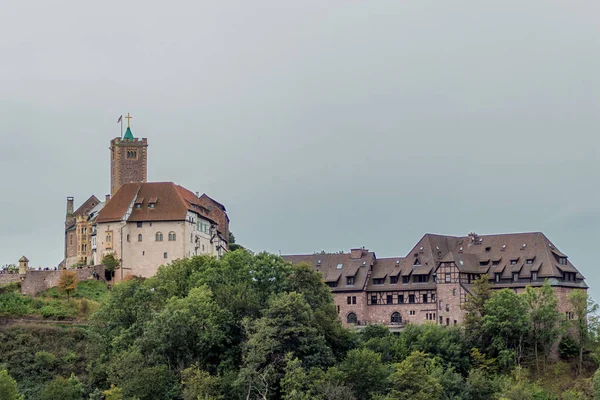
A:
[126,234,130,242]
[138,234,142,242]
[156,232,163,242]
[168,232,176,241]
[347,312,357,324]
[391,312,402,324]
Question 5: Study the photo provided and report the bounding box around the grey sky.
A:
[1,1,599,296]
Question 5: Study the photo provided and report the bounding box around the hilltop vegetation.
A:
[1,250,600,399]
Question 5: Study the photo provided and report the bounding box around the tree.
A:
[39,374,85,400]
[139,286,232,371]
[522,280,561,374]
[568,289,599,374]
[102,385,124,400]
[181,363,222,400]
[386,351,443,400]
[463,275,493,348]
[101,253,120,273]
[482,289,530,369]
[228,231,243,252]
[339,348,390,399]
[0,370,23,400]
[281,355,311,400]
[57,270,78,301]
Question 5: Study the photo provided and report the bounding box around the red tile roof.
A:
[97,182,220,225]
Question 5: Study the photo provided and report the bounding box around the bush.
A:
[559,336,579,360]
[0,292,32,317]
[40,304,76,320]
[34,351,56,370]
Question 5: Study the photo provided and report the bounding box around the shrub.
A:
[559,336,579,360]
[34,351,56,370]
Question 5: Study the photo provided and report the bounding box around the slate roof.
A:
[282,249,375,292]
[284,232,586,291]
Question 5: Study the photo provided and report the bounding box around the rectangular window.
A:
[510,259,517,265]
[446,304,450,312]
[398,294,404,304]
[439,316,443,324]
[431,293,436,301]
[426,313,429,320]
[513,273,518,282]
[445,273,451,283]
[446,318,450,326]
[559,257,567,265]
[371,295,377,304]
[138,234,142,242]
[337,305,340,313]
[409,294,415,304]
[532,272,537,281]
[402,276,410,284]
[413,275,428,283]
[164,252,168,259]
[422,294,428,303]
[137,222,142,228]
[326,282,338,288]
[373,278,385,285]
[346,277,355,285]
[352,296,356,304]
[347,296,351,305]
[495,273,501,282]
[390,276,398,284]
[387,295,393,304]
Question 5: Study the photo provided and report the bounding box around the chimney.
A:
[66,197,74,216]
[195,191,200,198]
[105,194,111,203]
[350,248,368,259]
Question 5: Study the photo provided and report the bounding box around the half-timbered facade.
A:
[283,232,587,330]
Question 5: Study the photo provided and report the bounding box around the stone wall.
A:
[0,273,23,286]
[20,266,105,296]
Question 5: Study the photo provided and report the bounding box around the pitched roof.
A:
[282,251,375,292]
[96,182,219,225]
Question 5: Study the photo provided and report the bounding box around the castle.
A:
[283,232,587,330]
[63,116,229,281]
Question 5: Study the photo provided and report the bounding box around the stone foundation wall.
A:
[20,266,105,296]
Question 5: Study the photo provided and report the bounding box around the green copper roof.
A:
[123,127,134,140]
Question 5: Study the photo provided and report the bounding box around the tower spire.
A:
[123,112,135,141]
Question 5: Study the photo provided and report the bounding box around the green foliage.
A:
[181,363,222,400]
[3,251,598,399]
[523,281,562,374]
[101,253,120,272]
[339,348,390,399]
[386,351,443,400]
[0,370,24,400]
[39,373,85,400]
[42,280,108,302]
[482,289,530,369]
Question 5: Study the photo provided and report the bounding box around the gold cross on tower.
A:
[125,112,133,128]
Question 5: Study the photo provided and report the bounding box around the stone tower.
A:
[110,125,148,196]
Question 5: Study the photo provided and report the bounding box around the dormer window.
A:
[513,272,518,282]
[373,278,385,285]
[510,259,518,265]
[346,277,355,285]
[495,273,501,282]
[559,257,567,265]
[492,260,500,266]
[148,197,157,208]
[413,258,421,267]
[134,198,144,208]
[532,272,538,281]
[526,258,534,265]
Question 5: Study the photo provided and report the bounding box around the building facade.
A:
[63,119,229,274]
[95,181,229,280]
[283,232,586,330]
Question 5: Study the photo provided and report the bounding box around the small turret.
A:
[19,256,29,274]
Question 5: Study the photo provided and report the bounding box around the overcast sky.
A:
[1,1,599,297]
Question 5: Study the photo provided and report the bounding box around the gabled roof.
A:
[97,182,218,224]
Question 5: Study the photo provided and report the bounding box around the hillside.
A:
[0,251,599,399]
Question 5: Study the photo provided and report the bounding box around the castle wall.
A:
[20,266,105,296]
[0,273,23,286]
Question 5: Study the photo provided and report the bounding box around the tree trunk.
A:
[534,340,539,375]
